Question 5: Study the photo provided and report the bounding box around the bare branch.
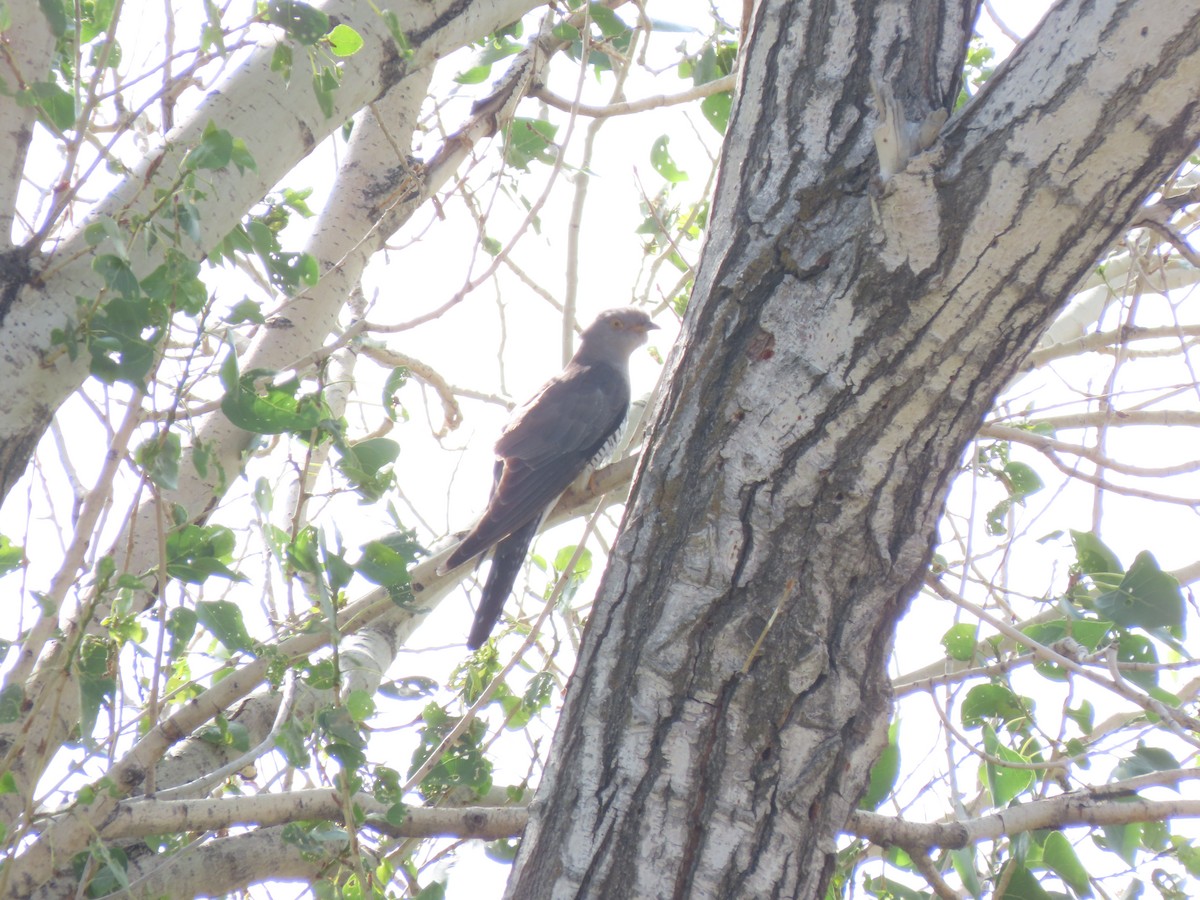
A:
[530,74,736,119]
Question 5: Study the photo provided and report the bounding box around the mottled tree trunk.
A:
[509,0,1200,897]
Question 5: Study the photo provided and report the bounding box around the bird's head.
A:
[577,307,660,362]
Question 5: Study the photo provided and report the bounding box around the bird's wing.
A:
[443,361,629,569]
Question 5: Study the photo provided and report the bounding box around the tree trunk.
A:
[508,0,1200,897]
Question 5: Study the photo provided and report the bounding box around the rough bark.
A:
[508,1,1200,897]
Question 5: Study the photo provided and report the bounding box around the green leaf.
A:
[1003,460,1043,498]
[184,121,234,170]
[504,118,558,170]
[319,706,366,749]
[380,9,412,57]
[982,725,1035,807]
[1066,617,1112,651]
[141,250,206,313]
[27,81,77,131]
[93,253,140,297]
[346,690,375,723]
[650,135,688,183]
[77,638,116,740]
[265,0,329,45]
[941,622,978,661]
[861,875,929,899]
[305,659,337,690]
[270,42,293,79]
[326,23,363,56]
[382,367,408,421]
[685,41,737,84]
[950,847,983,899]
[230,138,256,173]
[1098,822,1142,866]
[551,545,592,606]
[996,861,1053,899]
[135,431,181,490]
[253,477,273,514]
[354,534,419,588]
[454,64,492,85]
[379,676,438,700]
[200,0,226,55]
[275,718,310,767]
[1094,551,1183,630]
[0,534,24,576]
[82,841,130,895]
[1111,743,1180,781]
[83,216,128,259]
[385,802,407,827]
[1116,632,1159,690]
[552,22,580,43]
[372,766,402,805]
[0,683,24,723]
[172,198,202,244]
[39,0,69,36]
[322,543,354,594]
[1065,699,1094,734]
[225,298,266,324]
[413,881,447,900]
[336,437,399,503]
[858,720,900,810]
[1141,819,1169,852]
[588,3,627,37]
[287,526,320,574]
[700,91,732,134]
[219,349,327,435]
[410,703,492,798]
[86,295,162,388]
[1177,837,1200,876]
[197,717,251,751]
[312,67,338,119]
[166,607,197,657]
[1070,530,1123,579]
[166,524,247,585]
[961,683,1030,729]
[1042,831,1091,896]
[195,600,256,654]
[500,671,555,731]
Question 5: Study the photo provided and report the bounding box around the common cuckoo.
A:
[441,307,658,648]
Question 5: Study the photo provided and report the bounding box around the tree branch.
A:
[530,74,735,119]
[849,782,1200,852]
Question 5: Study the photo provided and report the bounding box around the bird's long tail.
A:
[467,514,542,649]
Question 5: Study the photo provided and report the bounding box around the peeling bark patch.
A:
[746,328,776,361]
[0,245,32,326]
[375,39,408,97]
[297,120,315,154]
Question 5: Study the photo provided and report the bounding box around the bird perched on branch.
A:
[440,307,659,649]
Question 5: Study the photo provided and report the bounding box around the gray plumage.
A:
[441,308,658,648]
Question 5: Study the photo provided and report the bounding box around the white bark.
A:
[508,0,1200,897]
[0,3,55,245]
[0,0,541,498]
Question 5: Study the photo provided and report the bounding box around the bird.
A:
[440,307,659,649]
